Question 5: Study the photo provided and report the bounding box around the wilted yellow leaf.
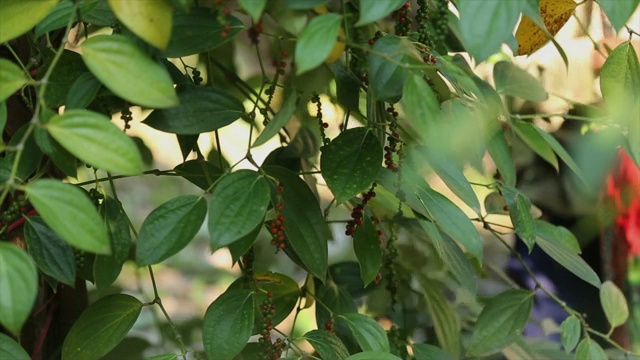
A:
[516,0,577,55]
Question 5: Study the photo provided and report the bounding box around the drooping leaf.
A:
[0,332,31,360]
[467,289,534,357]
[600,41,640,126]
[81,34,178,108]
[536,230,601,288]
[338,313,390,352]
[368,35,421,102]
[203,289,255,360]
[238,0,267,23]
[108,0,173,50]
[0,58,28,103]
[500,185,536,250]
[401,74,441,139]
[295,13,342,75]
[174,160,223,191]
[46,109,143,175]
[253,91,298,147]
[534,125,589,187]
[0,0,58,43]
[413,343,454,360]
[304,330,350,360]
[24,216,76,286]
[0,243,37,336]
[493,61,548,102]
[65,72,102,110]
[510,120,558,170]
[62,294,143,360]
[265,166,330,282]
[165,11,243,57]
[598,0,640,31]
[535,219,581,253]
[94,197,131,292]
[208,170,270,250]
[600,280,629,329]
[26,179,110,254]
[136,195,207,266]
[355,0,405,26]
[486,123,516,187]
[321,127,382,204]
[516,0,577,55]
[353,215,382,287]
[418,276,461,358]
[143,85,244,134]
[574,338,607,360]
[560,315,581,353]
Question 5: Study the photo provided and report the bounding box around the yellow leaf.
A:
[516,0,577,55]
[108,0,173,50]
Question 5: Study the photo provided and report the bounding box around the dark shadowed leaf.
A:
[0,244,37,336]
[346,353,401,360]
[253,91,298,147]
[511,120,558,170]
[174,160,223,191]
[353,216,382,287]
[165,11,243,57]
[368,35,421,102]
[0,332,31,359]
[338,313,389,352]
[500,185,536,250]
[203,289,255,360]
[228,223,261,263]
[486,123,516,187]
[355,0,405,26]
[413,343,454,360]
[304,330,350,360]
[66,72,102,110]
[24,216,76,286]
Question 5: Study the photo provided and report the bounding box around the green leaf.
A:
[0,124,43,183]
[353,215,382,287]
[598,0,640,31]
[108,0,173,50]
[26,179,110,254]
[401,75,441,145]
[414,184,483,261]
[174,160,223,191]
[34,0,76,38]
[510,120,558,170]
[328,62,360,111]
[560,315,581,353]
[24,216,76,286]
[600,280,629,329]
[264,166,330,281]
[0,243,37,336]
[295,13,342,75]
[418,277,461,358]
[355,0,405,26]
[338,313,390,352]
[165,11,243,57]
[368,35,421,102]
[574,338,607,360]
[66,72,102,110]
[533,125,589,187]
[94,198,131,291]
[146,354,178,360]
[0,332,30,360]
[486,123,516,187]
[0,58,28,103]
[228,223,261,263]
[493,61,548,101]
[458,0,522,62]
[62,294,143,360]
[203,289,255,360]
[304,330,350,360]
[0,0,58,43]
[0,102,6,134]
[535,220,581,253]
[599,41,640,125]
[501,186,536,250]
[467,289,534,357]
[413,343,454,360]
[253,91,298,147]
[346,353,401,360]
[286,0,328,9]
[321,128,382,204]
[536,228,601,288]
[41,49,89,108]
[208,170,270,250]
[46,109,143,175]
[315,281,358,329]
[136,195,207,266]
[81,34,178,108]
[238,0,267,23]
[144,85,244,134]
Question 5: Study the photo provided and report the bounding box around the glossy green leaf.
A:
[174,160,223,191]
[228,223,261,263]
[144,85,243,134]
[62,294,143,360]
[458,0,521,62]
[304,330,350,360]
[0,0,58,43]
[346,353,401,360]
[0,123,43,183]
[355,0,405,26]
[353,215,382,287]
[486,123,516,187]
[511,120,558,170]
[494,60,548,101]
[81,34,178,108]
[26,179,110,254]
[600,280,629,329]
[467,289,534,357]
[560,315,581,353]
[368,35,421,102]
[414,184,483,261]
[413,343,454,360]
[535,220,581,253]
[418,276,460,358]
[108,0,173,50]
[402,74,442,141]
[574,338,607,360]
[208,170,270,250]
[501,186,536,250]
[47,109,143,175]
[165,11,243,57]
[101,197,131,264]
[598,0,640,31]
[136,195,207,266]
[24,216,76,286]
[295,13,342,75]
[203,289,255,360]
[34,0,77,38]
[253,91,298,147]
[265,166,330,281]
[338,313,389,352]
[0,58,28,103]
[66,72,102,110]
[321,127,382,204]
[0,333,30,360]
[0,243,37,336]
[238,0,267,22]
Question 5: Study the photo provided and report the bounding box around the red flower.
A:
[606,149,640,256]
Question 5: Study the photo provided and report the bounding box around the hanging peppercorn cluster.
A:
[433,0,449,46]
[259,291,287,360]
[345,183,377,236]
[393,2,412,36]
[270,183,286,251]
[383,224,400,306]
[384,105,402,172]
[262,51,289,125]
[191,67,203,85]
[214,0,232,38]
[415,0,435,49]
[120,106,133,131]
[248,21,264,45]
[312,93,330,147]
